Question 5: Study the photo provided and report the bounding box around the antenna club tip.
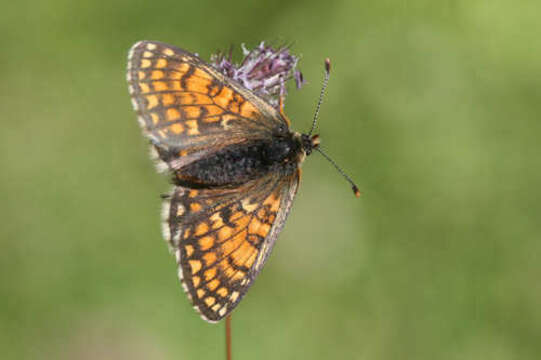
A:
[353,186,361,198]
[324,58,331,73]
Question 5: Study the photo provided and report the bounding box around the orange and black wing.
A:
[127,40,289,171]
[162,171,299,322]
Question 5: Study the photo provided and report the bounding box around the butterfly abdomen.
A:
[175,135,301,187]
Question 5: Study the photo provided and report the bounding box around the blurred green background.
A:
[2,0,541,359]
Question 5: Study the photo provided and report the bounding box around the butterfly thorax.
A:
[174,132,303,187]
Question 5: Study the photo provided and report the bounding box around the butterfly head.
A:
[301,133,320,156]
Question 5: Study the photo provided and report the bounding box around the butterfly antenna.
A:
[308,58,331,136]
[316,147,361,198]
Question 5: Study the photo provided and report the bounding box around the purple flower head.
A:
[210,42,305,109]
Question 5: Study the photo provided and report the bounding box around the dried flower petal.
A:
[294,70,305,89]
[210,42,304,109]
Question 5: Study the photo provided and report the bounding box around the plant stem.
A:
[226,315,232,360]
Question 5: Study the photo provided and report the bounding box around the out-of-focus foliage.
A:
[2,1,541,359]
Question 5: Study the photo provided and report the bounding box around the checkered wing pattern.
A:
[127,40,306,323]
[127,40,289,171]
[163,171,299,322]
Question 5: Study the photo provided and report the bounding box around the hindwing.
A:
[162,171,299,322]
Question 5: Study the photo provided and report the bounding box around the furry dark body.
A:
[175,134,301,187]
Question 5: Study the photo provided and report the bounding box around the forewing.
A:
[162,171,300,322]
[127,41,287,156]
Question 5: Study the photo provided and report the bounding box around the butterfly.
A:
[126,40,358,322]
